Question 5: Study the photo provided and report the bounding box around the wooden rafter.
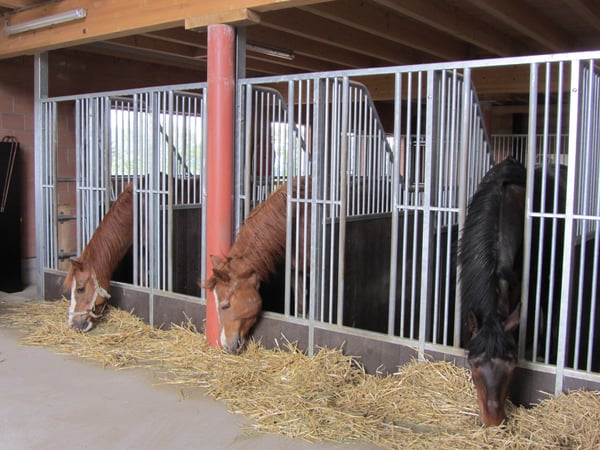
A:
[301,0,465,61]
[0,0,331,59]
[371,0,524,57]
[465,0,572,52]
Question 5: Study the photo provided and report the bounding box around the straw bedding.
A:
[1,299,599,449]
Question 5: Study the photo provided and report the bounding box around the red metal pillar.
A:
[206,24,235,347]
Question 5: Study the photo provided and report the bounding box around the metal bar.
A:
[519,63,539,362]
[455,67,471,345]
[336,77,350,326]
[388,72,402,336]
[555,60,581,393]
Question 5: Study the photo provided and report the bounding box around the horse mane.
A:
[64,184,134,289]
[459,158,525,354]
[207,178,308,288]
[228,184,289,281]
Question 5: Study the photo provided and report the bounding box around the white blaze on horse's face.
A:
[67,267,110,332]
[212,289,227,348]
[212,280,262,354]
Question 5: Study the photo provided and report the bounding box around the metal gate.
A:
[40,83,207,299]
[238,52,600,396]
[37,51,600,400]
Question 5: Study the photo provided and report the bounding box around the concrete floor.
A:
[0,287,380,450]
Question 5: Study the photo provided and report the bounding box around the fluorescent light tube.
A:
[5,8,87,36]
[246,42,295,61]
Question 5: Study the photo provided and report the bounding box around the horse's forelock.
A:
[63,259,87,292]
[63,268,74,293]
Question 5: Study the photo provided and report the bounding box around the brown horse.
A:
[64,183,134,331]
[206,178,310,353]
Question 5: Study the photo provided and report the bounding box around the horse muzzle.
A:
[69,314,94,332]
[480,400,506,426]
[221,330,245,354]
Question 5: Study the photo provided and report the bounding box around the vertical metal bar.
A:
[409,72,422,339]
[327,79,339,323]
[432,71,446,344]
[555,60,581,393]
[103,97,110,212]
[519,63,539,361]
[388,72,402,335]
[167,91,174,292]
[587,64,600,371]
[34,53,48,294]
[284,80,295,317]
[454,67,471,345]
[132,95,139,286]
[400,72,412,339]
[419,69,436,354]
[336,77,350,326]
[239,85,249,223]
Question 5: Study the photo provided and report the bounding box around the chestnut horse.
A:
[64,183,134,331]
[206,178,310,353]
[459,158,526,426]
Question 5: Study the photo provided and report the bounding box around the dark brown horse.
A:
[460,158,572,426]
[206,178,309,353]
[64,183,134,331]
[459,158,526,426]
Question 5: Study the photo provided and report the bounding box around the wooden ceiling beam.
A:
[246,51,345,74]
[79,42,207,71]
[563,0,600,33]
[110,28,345,75]
[465,0,572,52]
[142,29,207,49]
[185,8,261,30]
[371,0,523,57]
[246,25,386,69]
[261,8,423,66]
[106,35,201,60]
[0,0,330,59]
[301,0,466,61]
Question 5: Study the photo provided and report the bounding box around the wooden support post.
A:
[205,24,235,347]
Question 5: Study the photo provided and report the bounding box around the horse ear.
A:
[249,272,260,290]
[212,267,230,283]
[69,258,84,271]
[210,254,222,268]
[503,302,521,332]
[467,310,480,334]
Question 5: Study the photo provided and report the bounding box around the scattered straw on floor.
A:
[1,299,599,449]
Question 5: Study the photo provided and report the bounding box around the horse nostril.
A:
[227,337,244,354]
[71,318,93,332]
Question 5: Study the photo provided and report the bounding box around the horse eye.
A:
[76,287,85,293]
[220,301,230,310]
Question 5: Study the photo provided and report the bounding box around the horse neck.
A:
[81,191,133,287]
[229,188,288,281]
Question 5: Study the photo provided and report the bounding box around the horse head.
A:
[465,305,520,426]
[207,254,262,354]
[64,258,110,332]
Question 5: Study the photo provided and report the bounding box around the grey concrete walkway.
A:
[0,288,380,450]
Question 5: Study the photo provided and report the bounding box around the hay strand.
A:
[1,299,599,449]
